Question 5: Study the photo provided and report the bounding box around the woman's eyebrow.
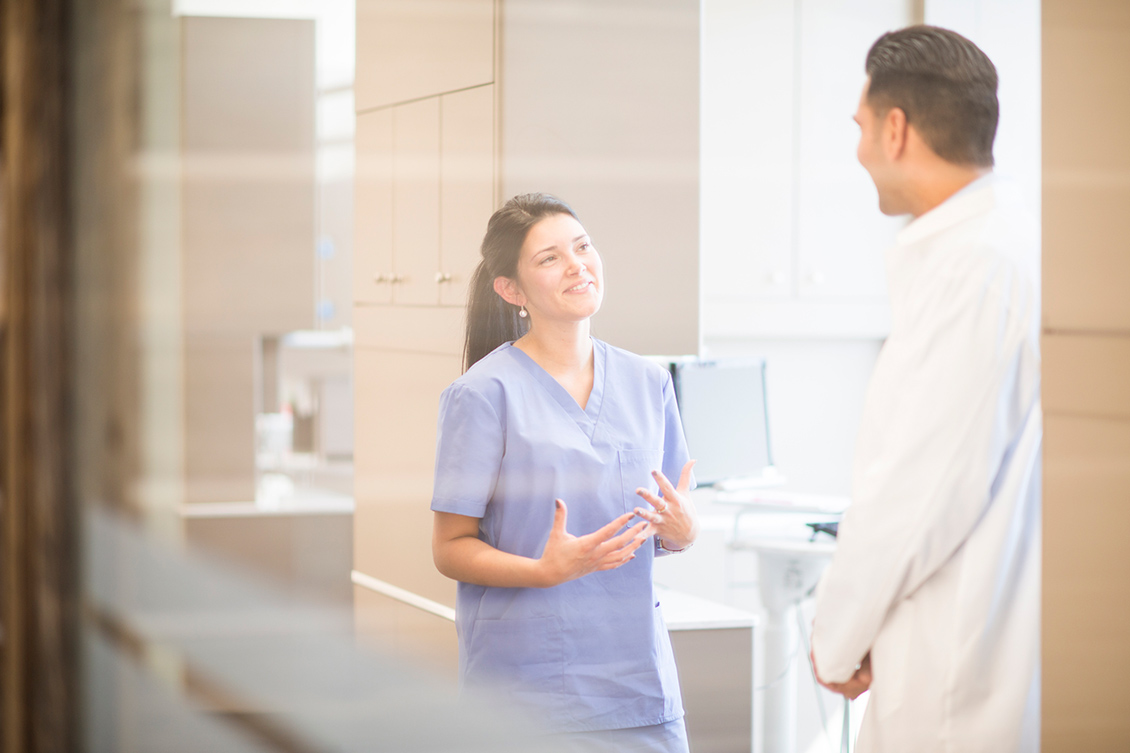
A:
[535,235,588,256]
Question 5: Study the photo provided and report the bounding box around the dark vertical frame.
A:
[0,0,78,751]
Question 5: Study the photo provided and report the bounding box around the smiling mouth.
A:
[566,281,593,293]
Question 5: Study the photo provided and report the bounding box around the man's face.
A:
[854,79,900,216]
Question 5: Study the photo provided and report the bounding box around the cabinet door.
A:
[355,0,494,111]
[354,108,393,304]
[440,85,495,307]
[392,98,441,305]
[796,0,907,300]
[701,0,795,302]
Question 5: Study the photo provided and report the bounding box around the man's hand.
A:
[812,650,872,701]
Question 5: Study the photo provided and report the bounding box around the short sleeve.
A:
[661,372,695,491]
[430,383,504,518]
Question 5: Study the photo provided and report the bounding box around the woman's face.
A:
[511,213,604,325]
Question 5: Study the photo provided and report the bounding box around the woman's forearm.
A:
[433,533,550,588]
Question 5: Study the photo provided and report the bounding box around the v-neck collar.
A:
[506,338,606,441]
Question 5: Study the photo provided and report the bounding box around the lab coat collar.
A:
[896,173,998,248]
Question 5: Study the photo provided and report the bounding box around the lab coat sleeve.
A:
[430,383,505,518]
[812,259,1039,683]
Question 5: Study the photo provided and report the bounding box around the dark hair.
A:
[865,25,998,167]
[463,193,581,371]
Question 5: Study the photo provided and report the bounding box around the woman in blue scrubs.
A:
[431,193,700,751]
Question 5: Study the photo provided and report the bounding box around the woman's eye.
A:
[540,255,556,264]
[578,243,591,253]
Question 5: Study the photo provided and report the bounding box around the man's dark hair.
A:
[865,25,998,167]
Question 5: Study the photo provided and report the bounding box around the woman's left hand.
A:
[634,460,699,552]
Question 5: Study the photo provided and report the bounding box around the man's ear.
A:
[883,106,909,161]
[493,276,524,307]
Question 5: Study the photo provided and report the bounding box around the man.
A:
[811,26,1041,753]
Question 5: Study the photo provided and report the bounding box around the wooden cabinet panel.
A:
[440,85,495,307]
[182,17,316,335]
[1043,19,1128,332]
[499,0,701,356]
[352,304,463,355]
[392,98,442,305]
[354,108,393,304]
[184,335,256,504]
[1043,182,1130,332]
[353,348,459,504]
[353,347,461,605]
[1043,413,1130,750]
[355,0,493,111]
[1043,333,1130,420]
[353,585,458,683]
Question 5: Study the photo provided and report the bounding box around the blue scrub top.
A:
[431,339,693,733]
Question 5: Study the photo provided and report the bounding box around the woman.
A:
[431,193,699,751]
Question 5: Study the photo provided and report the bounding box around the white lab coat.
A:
[812,176,1041,753]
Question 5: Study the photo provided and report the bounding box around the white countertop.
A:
[657,584,758,632]
[180,491,354,518]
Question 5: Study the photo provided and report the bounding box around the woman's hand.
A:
[634,460,699,553]
[537,500,651,587]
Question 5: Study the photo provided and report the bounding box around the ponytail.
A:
[463,258,528,371]
[462,193,580,372]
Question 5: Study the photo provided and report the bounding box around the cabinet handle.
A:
[374,273,389,283]
[435,272,453,283]
[389,274,405,284]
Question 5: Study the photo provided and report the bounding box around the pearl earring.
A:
[518,305,528,319]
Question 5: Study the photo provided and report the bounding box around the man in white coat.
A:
[810,26,1041,753]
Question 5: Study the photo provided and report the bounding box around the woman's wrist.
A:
[657,537,693,553]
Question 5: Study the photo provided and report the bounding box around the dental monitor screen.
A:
[670,358,773,486]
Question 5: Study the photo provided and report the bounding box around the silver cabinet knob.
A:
[435,272,453,283]
[388,274,405,284]
[374,273,389,283]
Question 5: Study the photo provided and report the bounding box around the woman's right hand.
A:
[537,499,650,587]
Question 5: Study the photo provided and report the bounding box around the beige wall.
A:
[1042,2,1130,749]
[181,17,316,503]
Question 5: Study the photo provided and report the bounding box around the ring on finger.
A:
[655,504,667,514]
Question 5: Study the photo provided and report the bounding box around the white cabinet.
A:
[354,0,493,111]
[701,0,796,303]
[796,0,906,301]
[701,0,910,339]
